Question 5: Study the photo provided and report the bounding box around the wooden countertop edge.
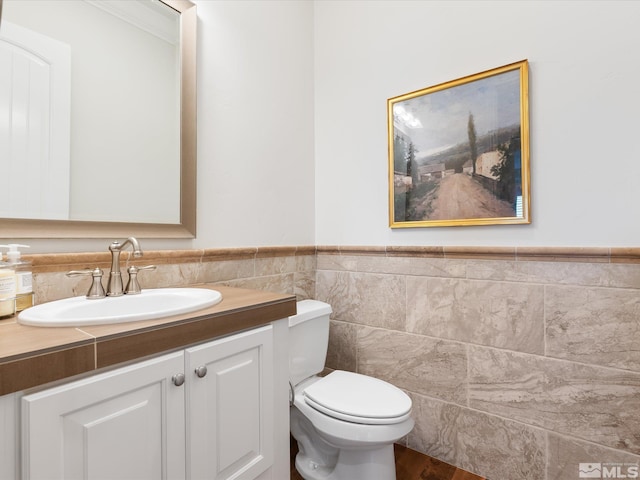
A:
[0,344,96,396]
[95,296,296,369]
[0,287,296,396]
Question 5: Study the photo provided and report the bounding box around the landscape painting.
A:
[388,60,530,228]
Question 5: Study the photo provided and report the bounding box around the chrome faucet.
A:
[107,237,143,296]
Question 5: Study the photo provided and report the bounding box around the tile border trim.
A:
[317,245,640,263]
[24,245,640,273]
[28,246,317,273]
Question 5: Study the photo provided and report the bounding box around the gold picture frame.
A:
[388,60,530,228]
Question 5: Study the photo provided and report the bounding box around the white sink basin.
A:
[18,288,223,327]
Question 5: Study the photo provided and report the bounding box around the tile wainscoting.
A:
[315,246,640,480]
[25,245,640,480]
[28,246,317,305]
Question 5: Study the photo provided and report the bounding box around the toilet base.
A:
[294,444,396,480]
[291,406,397,480]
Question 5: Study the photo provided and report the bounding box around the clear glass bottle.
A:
[0,253,16,318]
[1,244,33,312]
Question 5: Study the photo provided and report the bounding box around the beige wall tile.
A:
[142,262,200,288]
[198,259,255,283]
[315,270,406,330]
[316,254,359,271]
[218,273,295,296]
[316,253,467,278]
[357,326,467,403]
[255,256,297,276]
[546,285,640,371]
[468,346,640,454]
[293,271,316,300]
[34,271,88,303]
[295,254,316,272]
[547,433,640,480]
[467,260,640,289]
[407,393,460,464]
[326,320,357,372]
[408,393,546,480]
[454,406,546,480]
[355,256,467,278]
[406,277,544,354]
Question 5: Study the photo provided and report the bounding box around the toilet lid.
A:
[303,371,412,425]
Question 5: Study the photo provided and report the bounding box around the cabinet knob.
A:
[195,365,208,378]
[172,373,185,386]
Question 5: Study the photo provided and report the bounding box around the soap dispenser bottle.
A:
[0,252,16,318]
[1,244,33,312]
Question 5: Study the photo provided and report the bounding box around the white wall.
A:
[192,0,315,248]
[314,0,640,247]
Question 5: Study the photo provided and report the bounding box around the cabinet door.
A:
[186,325,274,480]
[0,392,21,480]
[22,351,186,480]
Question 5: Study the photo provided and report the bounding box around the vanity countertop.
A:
[0,285,296,396]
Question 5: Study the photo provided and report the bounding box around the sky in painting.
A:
[395,69,521,159]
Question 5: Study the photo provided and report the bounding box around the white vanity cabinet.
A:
[21,324,283,480]
[185,326,274,479]
[22,351,187,479]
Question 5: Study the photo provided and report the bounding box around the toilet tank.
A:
[289,300,333,387]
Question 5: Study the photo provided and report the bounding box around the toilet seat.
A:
[303,370,411,425]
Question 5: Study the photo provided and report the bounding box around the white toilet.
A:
[289,300,414,480]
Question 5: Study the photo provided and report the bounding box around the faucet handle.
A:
[125,265,157,295]
[66,268,106,299]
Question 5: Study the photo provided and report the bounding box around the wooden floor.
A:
[290,437,485,480]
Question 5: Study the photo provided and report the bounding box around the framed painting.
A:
[388,60,530,228]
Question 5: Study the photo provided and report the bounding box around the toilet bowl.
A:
[289,300,414,480]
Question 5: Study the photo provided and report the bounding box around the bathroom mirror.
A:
[0,0,196,238]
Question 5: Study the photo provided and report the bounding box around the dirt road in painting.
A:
[426,173,515,220]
